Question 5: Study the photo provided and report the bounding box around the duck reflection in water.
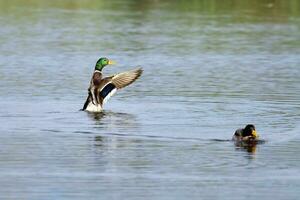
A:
[87,110,136,121]
[86,110,139,133]
[234,140,258,153]
[87,112,106,121]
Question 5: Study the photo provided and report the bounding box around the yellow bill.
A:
[108,60,116,65]
[252,130,259,138]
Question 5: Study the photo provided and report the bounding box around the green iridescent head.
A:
[95,57,115,71]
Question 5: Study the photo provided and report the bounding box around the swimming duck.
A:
[82,57,143,112]
[232,124,259,143]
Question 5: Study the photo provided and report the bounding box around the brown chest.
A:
[92,72,102,86]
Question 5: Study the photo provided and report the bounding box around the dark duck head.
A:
[242,124,258,139]
[95,57,115,71]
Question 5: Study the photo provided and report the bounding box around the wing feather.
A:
[111,68,143,89]
[98,68,143,105]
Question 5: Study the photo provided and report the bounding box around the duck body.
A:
[232,124,259,143]
[82,57,143,112]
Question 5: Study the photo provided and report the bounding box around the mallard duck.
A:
[82,57,143,112]
[232,124,259,143]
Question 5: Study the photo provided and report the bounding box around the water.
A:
[1,0,300,199]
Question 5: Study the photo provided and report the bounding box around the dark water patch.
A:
[41,129,62,133]
[73,130,94,134]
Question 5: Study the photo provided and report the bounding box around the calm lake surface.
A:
[0,0,300,199]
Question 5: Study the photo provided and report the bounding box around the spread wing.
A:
[111,68,143,89]
[99,68,143,105]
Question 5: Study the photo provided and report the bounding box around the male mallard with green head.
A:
[232,124,259,143]
[82,57,143,112]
